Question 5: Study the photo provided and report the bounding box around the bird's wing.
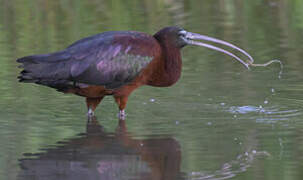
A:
[65,31,159,89]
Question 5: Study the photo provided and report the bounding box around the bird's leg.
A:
[114,96,128,120]
[86,97,103,117]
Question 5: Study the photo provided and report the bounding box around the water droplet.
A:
[271,88,275,93]
[234,138,238,141]
[143,102,147,105]
[175,121,179,125]
[140,143,144,146]
[252,150,257,154]
[220,103,225,106]
[150,98,155,102]
[259,105,265,113]
[233,115,237,118]
[222,163,231,170]
[264,100,268,104]
[207,122,212,126]
[269,2,278,7]
[245,152,249,156]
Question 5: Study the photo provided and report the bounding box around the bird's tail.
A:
[17,51,74,91]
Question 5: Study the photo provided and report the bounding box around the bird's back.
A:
[17,30,161,92]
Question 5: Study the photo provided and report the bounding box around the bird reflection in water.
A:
[18,117,184,180]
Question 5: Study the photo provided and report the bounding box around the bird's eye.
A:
[178,30,187,38]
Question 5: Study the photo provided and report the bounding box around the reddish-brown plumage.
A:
[90,42,177,112]
[58,27,184,116]
[17,27,199,118]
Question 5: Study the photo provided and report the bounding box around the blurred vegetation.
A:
[1,0,303,179]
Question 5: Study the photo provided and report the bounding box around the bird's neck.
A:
[147,44,182,87]
[162,45,182,84]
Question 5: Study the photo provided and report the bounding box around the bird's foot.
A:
[87,108,95,117]
[87,115,97,124]
[118,110,126,120]
[87,109,96,123]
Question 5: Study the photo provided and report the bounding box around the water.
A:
[1,0,303,179]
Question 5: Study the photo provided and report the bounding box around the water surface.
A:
[1,0,303,179]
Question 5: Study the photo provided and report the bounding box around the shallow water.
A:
[1,0,303,179]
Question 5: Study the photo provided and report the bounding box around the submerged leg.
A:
[114,96,128,120]
[86,97,103,117]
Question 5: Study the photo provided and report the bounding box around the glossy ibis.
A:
[17,26,253,119]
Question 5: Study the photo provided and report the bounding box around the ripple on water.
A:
[225,105,301,123]
[187,150,270,180]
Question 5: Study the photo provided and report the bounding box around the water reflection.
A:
[18,117,183,180]
[17,116,272,180]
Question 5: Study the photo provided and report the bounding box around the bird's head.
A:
[154,26,253,69]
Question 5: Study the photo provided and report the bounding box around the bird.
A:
[17,26,252,119]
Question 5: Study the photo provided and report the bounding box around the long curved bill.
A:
[181,31,254,69]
